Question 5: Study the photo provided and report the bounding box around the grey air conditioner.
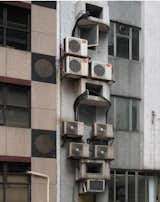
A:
[93,123,113,139]
[63,56,88,78]
[76,159,110,180]
[68,142,89,159]
[79,179,105,193]
[64,37,88,57]
[90,61,112,81]
[63,121,84,138]
[94,145,114,160]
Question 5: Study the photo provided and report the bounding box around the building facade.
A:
[0,1,160,202]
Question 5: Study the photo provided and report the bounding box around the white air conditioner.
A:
[94,145,114,160]
[68,142,89,159]
[93,123,113,139]
[64,37,88,57]
[79,179,105,193]
[90,61,112,81]
[63,121,84,138]
[64,56,88,78]
[76,159,110,180]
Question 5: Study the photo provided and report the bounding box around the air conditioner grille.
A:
[90,180,104,191]
[34,59,53,78]
[67,122,78,134]
[97,146,107,158]
[94,64,105,76]
[72,144,83,157]
[69,39,80,52]
[69,59,81,72]
[97,124,107,136]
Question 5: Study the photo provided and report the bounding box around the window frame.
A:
[108,95,140,132]
[108,21,140,61]
[0,83,31,128]
[0,3,31,51]
[0,162,31,202]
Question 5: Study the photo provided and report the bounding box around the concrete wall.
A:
[108,1,143,170]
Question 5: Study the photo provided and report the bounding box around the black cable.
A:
[71,11,90,37]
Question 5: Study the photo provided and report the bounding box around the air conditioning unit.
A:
[90,61,112,81]
[68,142,89,159]
[63,121,84,138]
[93,123,113,139]
[76,160,110,180]
[64,56,88,78]
[94,145,114,160]
[79,179,105,193]
[64,37,88,57]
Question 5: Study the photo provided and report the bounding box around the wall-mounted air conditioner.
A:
[63,121,84,138]
[79,179,105,193]
[68,142,89,159]
[76,159,110,180]
[90,61,112,81]
[64,37,88,57]
[93,123,113,139]
[63,56,88,78]
[94,145,114,160]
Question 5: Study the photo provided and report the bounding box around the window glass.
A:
[6,107,30,128]
[116,174,125,202]
[0,28,3,45]
[128,175,135,202]
[132,28,139,60]
[7,184,28,202]
[6,85,29,108]
[116,97,129,130]
[132,100,139,131]
[116,23,129,35]
[109,174,114,202]
[0,184,3,202]
[8,175,28,183]
[0,6,3,24]
[0,107,4,125]
[138,175,149,202]
[117,36,129,59]
[108,22,114,55]
[107,96,114,125]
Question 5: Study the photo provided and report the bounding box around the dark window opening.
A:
[0,3,31,51]
[117,36,129,59]
[86,83,102,96]
[0,83,30,128]
[86,163,102,174]
[108,22,114,55]
[86,3,103,19]
[132,28,139,60]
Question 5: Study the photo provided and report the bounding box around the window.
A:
[0,83,30,128]
[107,96,140,131]
[108,21,140,60]
[0,4,31,50]
[109,170,149,202]
[0,162,30,202]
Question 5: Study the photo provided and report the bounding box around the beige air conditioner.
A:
[76,159,110,180]
[64,56,88,78]
[79,179,105,193]
[68,142,89,159]
[93,123,113,139]
[63,121,84,138]
[64,37,88,57]
[90,61,112,81]
[94,145,114,160]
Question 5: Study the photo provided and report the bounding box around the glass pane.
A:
[107,96,114,125]
[116,97,129,130]
[116,23,129,35]
[7,5,28,30]
[132,100,139,131]
[128,175,135,202]
[138,175,149,202]
[7,184,28,202]
[8,175,28,183]
[0,6,3,25]
[109,174,114,202]
[5,107,30,128]
[132,28,139,60]
[6,85,29,108]
[0,106,4,125]
[0,28,3,45]
[6,29,27,50]
[108,22,114,55]
[116,174,125,202]
[117,36,129,59]
[0,184,3,202]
